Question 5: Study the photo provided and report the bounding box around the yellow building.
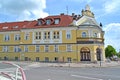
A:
[0,5,105,62]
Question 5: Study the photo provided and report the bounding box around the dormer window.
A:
[46,19,51,25]
[55,19,60,24]
[2,26,8,29]
[13,26,19,29]
[38,20,42,25]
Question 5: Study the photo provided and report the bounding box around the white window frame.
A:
[35,32,41,40]
[3,46,9,52]
[44,32,47,39]
[66,30,71,39]
[44,32,50,39]
[38,20,42,25]
[4,34,10,41]
[36,45,40,52]
[24,32,29,40]
[24,45,28,52]
[55,19,60,24]
[82,32,86,38]
[94,33,97,38]
[45,45,49,52]
[54,45,59,52]
[14,46,19,52]
[53,31,59,39]
[48,32,50,39]
[57,32,59,39]
[14,34,20,41]
[66,44,72,52]
[46,19,51,25]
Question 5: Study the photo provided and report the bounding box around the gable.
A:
[75,16,99,26]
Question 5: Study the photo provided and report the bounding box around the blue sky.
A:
[0,0,120,51]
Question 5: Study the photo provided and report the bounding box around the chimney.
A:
[60,13,64,15]
[72,13,75,17]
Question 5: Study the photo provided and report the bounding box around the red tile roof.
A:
[0,21,30,31]
[0,14,73,31]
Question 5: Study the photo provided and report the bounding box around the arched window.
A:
[82,32,86,37]
[94,33,97,38]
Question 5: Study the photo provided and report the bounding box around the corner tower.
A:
[73,5,105,62]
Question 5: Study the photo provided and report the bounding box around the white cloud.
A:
[0,0,49,21]
[104,0,120,13]
[104,23,120,51]
[68,0,92,3]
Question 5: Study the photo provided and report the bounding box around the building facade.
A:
[0,5,105,62]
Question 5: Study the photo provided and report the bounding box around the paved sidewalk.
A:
[1,61,120,68]
[27,61,120,68]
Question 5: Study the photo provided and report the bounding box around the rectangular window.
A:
[54,45,58,52]
[66,30,71,39]
[36,45,40,52]
[53,32,56,39]
[46,20,51,25]
[38,20,42,25]
[48,32,50,39]
[25,32,30,40]
[44,32,50,39]
[45,45,49,52]
[44,32,47,39]
[4,34,10,41]
[67,44,72,52]
[55,19,60,24]
[35,32,41,40]
[53,31,59,39]
[24,45,28,52]
[14,46,19,52]
[57,32,59,39]
[3,46,9,52]
[14,34,20,41]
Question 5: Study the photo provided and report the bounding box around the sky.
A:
[0,0,120,51]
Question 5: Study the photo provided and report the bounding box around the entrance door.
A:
[4,56,8,60]
[15,57,19,61]
[36,57,40,62]
[25,57,28,61]
[80,47,91,61]
[45,57,49,62]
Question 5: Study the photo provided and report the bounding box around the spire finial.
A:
[85,4,90,11]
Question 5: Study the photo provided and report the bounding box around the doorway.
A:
[80,47,91,61]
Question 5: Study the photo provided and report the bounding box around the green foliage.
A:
[105,45,117,58]
[116,52,120,58]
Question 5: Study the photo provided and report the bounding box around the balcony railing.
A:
[77,37,104,44]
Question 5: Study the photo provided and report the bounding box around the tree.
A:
[116,50,120,58]
[105,45,117,58]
